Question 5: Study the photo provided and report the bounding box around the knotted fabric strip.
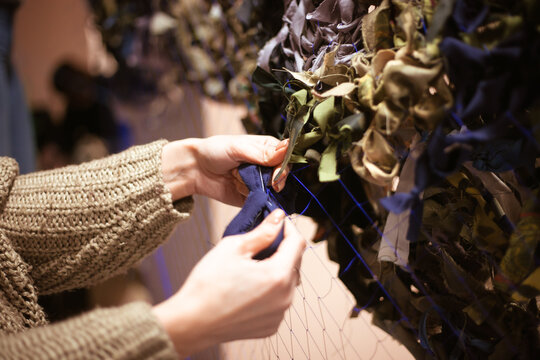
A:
[223,164,295,260]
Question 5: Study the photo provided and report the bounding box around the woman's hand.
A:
[161,135,289,206]
[152,209,305,357]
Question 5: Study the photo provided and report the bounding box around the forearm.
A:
[0,302,178,360]
[0,140,193,294]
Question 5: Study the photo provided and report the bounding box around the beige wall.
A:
[12,1,413,359]
[13,0,90,119]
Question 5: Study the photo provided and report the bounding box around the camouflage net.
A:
[90,0,540,358]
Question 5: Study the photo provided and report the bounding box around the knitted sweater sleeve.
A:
[0,302,179,359]
[0,140,193,295]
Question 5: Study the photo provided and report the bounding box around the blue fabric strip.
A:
[223,164,295,259]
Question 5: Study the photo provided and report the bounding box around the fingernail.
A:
[271,209,285,223]
[273,176,285,192]
[275,139,289,152]
[271,168,281,185]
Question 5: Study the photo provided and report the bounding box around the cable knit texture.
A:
[0,140,192,359]
[0,302,178,359]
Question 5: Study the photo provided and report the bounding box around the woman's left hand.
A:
[162,135,289,206]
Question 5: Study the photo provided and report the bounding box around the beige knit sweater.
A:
[0,140,193,359]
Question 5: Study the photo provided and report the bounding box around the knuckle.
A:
[263,324,279,337]
[262,138,274,163]
[290,230,306,251]
[268,314,285,335]
[263,136,278,148]
[278,297,292,312]
[258,225,276,244]
[284,290,295,307]
[274,270,292,290]
[299,237,307,251]
[272,321,282,334]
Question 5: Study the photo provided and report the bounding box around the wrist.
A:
[152,293,216,357]
[161,139,201,201]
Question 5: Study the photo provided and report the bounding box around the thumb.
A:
[238,209,285,257]
[229,136,288,167]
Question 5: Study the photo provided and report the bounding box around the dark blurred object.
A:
[33,109,69,169]
[53,62,119,156]
[33,62,121,170]
[87,0,283,102]
[38,270,153,324]
[38,289,90,323]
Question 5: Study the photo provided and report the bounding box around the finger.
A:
[293,248,304,287]
[234,180,249,198]
[294,266,301,286]
[238,209,285,256]
[215,175,246,207]
[224,190,248,208]
[272,164,291,192]
[271,218,306,267]
[229,136,288,167]
[273,139,289,164]
[232,168,249,197]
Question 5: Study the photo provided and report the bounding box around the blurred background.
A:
[8,0,412,359]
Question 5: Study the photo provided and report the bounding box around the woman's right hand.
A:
[152,209,305,357]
